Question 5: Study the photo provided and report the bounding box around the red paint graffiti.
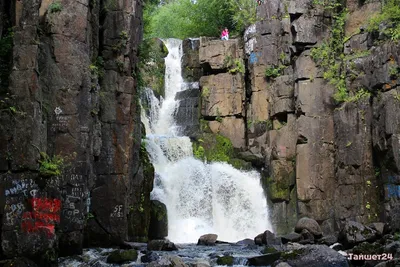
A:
[21,198,61,237]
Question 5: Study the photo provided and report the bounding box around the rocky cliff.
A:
[182,0,400,236]
[0,0,152,265]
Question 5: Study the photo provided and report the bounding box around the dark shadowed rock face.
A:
[0,0,150,264]
[149,200,168,240]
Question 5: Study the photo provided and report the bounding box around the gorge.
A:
[0,0,399,266]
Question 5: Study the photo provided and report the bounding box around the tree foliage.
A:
[145,0,257,39]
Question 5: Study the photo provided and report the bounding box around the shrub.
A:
[39,152,64,177]
[48,2,62,13]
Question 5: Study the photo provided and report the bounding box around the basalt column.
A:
[0,0,148,264]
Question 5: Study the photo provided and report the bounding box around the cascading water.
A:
[142,38,272,243]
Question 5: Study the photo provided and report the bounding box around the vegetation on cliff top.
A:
[144,0,258,39]
[367,0,400,41]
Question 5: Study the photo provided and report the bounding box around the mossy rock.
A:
[280,249,305,261]
[262,246,278,254]
[216,256,234,266]
[228,158,252,170]
[192,133,234,163]
[107,249,138,264]
[149,200,168,239]
[352,241,383,255]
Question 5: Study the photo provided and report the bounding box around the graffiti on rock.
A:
[21,198,61,237]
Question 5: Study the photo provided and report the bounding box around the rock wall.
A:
[0,0,151,264]
[192,0,400,236]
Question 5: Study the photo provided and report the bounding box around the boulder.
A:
[338,221,377,248]
[255,233,264,245]
[247,252,281,266]
[295,217,322,237]
[275,263,293,267]
[149,200,168,240]
[253,230,281,246]
[299,229,315,244]
[283,244,349,267]
[281,233,303,244]
[147,240,178,251]
[317,235,338,246]
[384,241,400,258]
[106,249,138,264]
[216,256,234,266]
[141,251,160,263]
[197,234,218,246]
[369,222,387,236]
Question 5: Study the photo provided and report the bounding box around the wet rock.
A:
[149,200,168,240]
[236,238,255,245]
[262,246,279,254]
[338,221,377,248]
[190,261,211,267]
[120,242,147,251]
[106,249,138,264]
[254,230,282,246]
[247,252,281,266]
[198,234,218,246]
[141,251,160,263]
[147,256,188,267]
[255,233,264,245]
[174,89,201,137]
[216,256,234,266]
[148,240,178,251]
[283,244,349,267]
[295,217,323,237]
[281,233,303,244]
[237,151,265,168]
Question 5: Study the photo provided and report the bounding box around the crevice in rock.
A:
[297,134,308,145]
[273,112,288,124]
[289,13,303,23]
[200,62,227,76]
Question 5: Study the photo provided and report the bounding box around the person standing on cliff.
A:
[221,27,229,40]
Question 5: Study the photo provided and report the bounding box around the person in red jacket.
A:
[221,27,229,40]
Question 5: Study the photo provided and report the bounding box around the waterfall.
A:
[142,38,272,243]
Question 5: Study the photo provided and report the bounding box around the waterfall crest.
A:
[142,38,272,243]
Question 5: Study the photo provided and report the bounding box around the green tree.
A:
[146,0,257,39]
[228,0,258,33]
